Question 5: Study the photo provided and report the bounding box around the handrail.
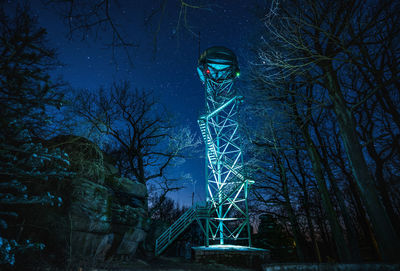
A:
[200,96,242,120]
[155,207,198,256]
[157,208,195,241]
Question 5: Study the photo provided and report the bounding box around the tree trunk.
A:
[315,129,362,261]
[367,146,400,233]
[304,198,322,262]
[315,200,335,260]
[300,129,352,262]
[322,63,400,261]
[291,101,352,262]
[326,164,362,261]
[348,175,382,260]
[336,151,382,260]
[294,150,322,262]
[279,158,306,261]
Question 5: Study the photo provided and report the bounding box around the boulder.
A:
[24,135,151,266]
[95,233,114,261]
[115,177,147,199]
[116,227,147,256]
[67,175,149,261]
[110,193,150,259]
[71,231,112,258]
[104,162,119,176]
[46,135,106,184]
[111,204,145,226]
[70,178,111,233]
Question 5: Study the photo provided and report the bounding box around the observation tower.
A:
[155,47,257,258]
[196,46,252,247]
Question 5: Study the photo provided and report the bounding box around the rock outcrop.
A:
[23,135,150,266]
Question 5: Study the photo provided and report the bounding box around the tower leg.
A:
[245,182,252,247]
[216,116,224,245]
[219,205,224,245]
[206,218,209,247]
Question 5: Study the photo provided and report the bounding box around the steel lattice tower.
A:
[154,47,253,256]
[197,46,253,247]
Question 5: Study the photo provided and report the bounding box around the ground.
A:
[94,256,257,271]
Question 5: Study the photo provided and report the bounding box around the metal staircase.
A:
[222,156,244,181]
[155,207,197,256]
[222,156,254,184]
[198,118,217,164]
[214,172,248,210]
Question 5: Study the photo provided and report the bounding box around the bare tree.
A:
[255,0,400,261]
[243,103,308,261]
[71,81,200,209]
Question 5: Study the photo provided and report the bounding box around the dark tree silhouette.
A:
[247,0,400,262]
[0,6,70,265]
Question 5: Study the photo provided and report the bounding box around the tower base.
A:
[192,245,270,269]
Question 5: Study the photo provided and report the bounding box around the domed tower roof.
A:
[197,46,240,83]
[198,46,238,67]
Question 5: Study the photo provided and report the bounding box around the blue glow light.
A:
[192,245,268,252]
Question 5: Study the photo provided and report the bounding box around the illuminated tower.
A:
[155,47,253,256]
[197,46,252,246]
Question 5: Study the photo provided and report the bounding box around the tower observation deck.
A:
[155,47,253,256]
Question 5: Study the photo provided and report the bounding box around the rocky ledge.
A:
[21,135,150,267]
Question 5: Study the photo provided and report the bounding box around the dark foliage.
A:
[0,5,70,268]
[253,214,296,261]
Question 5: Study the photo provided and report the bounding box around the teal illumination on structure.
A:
[196,46,252,247]
[155,46,253,256]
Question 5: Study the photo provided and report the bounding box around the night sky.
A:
[5,0,263,206]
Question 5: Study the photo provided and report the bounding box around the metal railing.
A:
[155,207,197,256]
